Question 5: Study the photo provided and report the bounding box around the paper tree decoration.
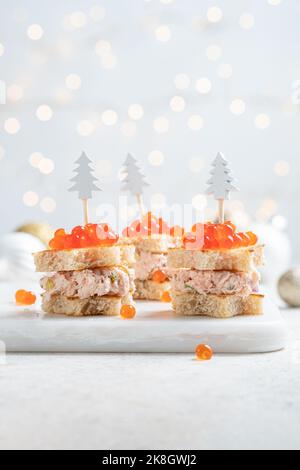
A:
[69,151,101,224]
[121,153,149,216]
[206,152,239,223]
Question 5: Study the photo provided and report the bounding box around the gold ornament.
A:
[16,222,54,247]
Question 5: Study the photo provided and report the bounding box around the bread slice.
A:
[168,245,264,273]
[134,279,170,301]
[42,293,133,316]
[122,235,182,254]
[171,292,264,318]
[119,244,135,267]
[34,245,134,273]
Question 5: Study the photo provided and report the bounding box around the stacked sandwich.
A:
[168,222,264,318]
[122,212,183,300]
[34,223,135,316]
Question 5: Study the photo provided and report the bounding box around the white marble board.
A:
[0,283,288,353]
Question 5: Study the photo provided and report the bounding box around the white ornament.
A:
[252,222,291,290]
[121,153,149,197]
[69,151,101,200]
[0,233,45,282]
[206,152,239,201]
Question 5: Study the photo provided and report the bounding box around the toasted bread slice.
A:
[34,245,135,273]
[122,235,182,254]
[119,244,135,267]
[168,245,264,273]
[171,292,264,318]
[134,279,170,301]
[42,293,133,316]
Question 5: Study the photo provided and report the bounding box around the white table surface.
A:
[0,307,299,450]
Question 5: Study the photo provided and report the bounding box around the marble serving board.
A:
[0,282,288,353]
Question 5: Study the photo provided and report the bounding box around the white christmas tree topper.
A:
[206,152,239,223]
[69,151,101,224]
[121,153,149,216]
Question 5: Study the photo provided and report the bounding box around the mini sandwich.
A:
[122,212,182,301]
[168,222,264,318]
[34,223,135,316]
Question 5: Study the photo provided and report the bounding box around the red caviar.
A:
[123,212,171,238]
[184,222,258,251]
[15,289,36,306]
[152,270,168,283]
[120,304,136,319]
[170,225,185,237]
[161,291,172,303]
[49,224,119,250]
[195,344,213,361]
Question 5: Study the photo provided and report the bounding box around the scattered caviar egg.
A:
[195,344,213,361]
[15,289,27,304]
[161,291,172,303]
[120,304,136,319]
[152,270,168,283]
[15,289,36,306]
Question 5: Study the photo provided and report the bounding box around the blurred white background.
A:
[0,0,299,260]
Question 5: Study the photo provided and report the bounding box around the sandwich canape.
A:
[122,212,183,301]
[168,222,264,318]
[34,223,135,316]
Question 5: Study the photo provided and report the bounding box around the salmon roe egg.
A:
[120,304,136,319]
[15,290,36,306]
[123,213,171,237]
[185,222,258,251]
[195,344,213,361]
[152,270,168,283]
[161,291,172,303]
[48,224,119,250]
[170,226,185,237]
[54,228,66,238]
[246,231,258,246]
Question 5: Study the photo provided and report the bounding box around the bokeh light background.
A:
[0,0,299,257]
